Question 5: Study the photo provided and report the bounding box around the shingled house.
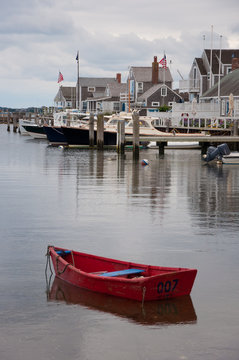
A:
[87,80,127,113]
[54,86,76,109]
[128,56,174,107]
[200,59,239,116]
[180,49,239,101]
[77,74,122,112]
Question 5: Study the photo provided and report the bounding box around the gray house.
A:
[128,56,173,106]
[87,81,127,113]
[200,60,239,116]
[138,83,183,109]
[180,49,239,101]
[54,86,76,109]
[77,74,122,112]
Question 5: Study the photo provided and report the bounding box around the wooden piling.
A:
[13,113,18,132]
[157,141,167,155]
[97,114,104,150]
[89,112,95,148]
[132,110,140,159]
[7,112,11,132]
[117,120,125,154]
[233,120,239,150]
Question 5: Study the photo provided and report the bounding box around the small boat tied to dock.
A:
[46,246,197,302]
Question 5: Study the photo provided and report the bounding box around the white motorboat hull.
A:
[222,153,239,164]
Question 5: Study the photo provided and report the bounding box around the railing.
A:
[152,115,239,132]
[179,79,200,92]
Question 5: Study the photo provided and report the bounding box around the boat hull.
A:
[43,125,68,145]
[222,153,239,164]
[61,126,116,146]
[49,246,197,302]
[22,125,47,139]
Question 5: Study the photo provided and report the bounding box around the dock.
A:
[125,135,239,153]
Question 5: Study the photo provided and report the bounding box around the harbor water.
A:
[0,124,239,360]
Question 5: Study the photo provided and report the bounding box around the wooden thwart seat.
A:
[99,268,145,277]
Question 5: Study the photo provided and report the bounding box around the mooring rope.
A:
[45,245,53,276]
[142,286,146,306]
[56,255,70,275]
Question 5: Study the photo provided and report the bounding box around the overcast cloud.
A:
[1,0,239,107]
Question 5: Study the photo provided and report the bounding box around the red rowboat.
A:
[48,246,197,302]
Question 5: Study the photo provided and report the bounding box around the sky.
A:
[1,0,239,108]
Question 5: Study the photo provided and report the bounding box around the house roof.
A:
[138,84,182,102]
[204,49,239,74]
[131,66,173,83]
[107,82,127,97]
[79,77,118,87]
[54,86,76,102]
[195,58,207,75]
[201,68,239,98]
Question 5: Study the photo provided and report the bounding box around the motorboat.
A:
[203,143,239,164]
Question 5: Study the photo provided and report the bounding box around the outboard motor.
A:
[203,143,231,162]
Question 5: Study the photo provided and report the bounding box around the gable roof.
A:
[131,66,173,83]
[195,58,207,75]
[204,49,239,74]
[107,82,127,97]
[138,84,182,102]
[54,86,76,102]
[79,77,118,87]
[201,68,239,98]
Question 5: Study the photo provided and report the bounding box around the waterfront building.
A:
[179,49,239,101]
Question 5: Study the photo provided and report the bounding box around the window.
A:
[137,82,143,93]
[88,87,95,92]
[161,87,167,97]
[152,102,160,107]
[113,102,120,111]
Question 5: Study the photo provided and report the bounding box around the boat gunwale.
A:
[49,246,197,283]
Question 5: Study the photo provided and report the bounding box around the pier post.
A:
[232,120,239,150]
[117,120,125,154]
[13,113,18,132]
[66,113,71,126]
[157,141,167,155]
[200,142,208,155]
[7,112,11,132]
[132,110,139,159]
[97,113,104,150]
[89,112,95,148]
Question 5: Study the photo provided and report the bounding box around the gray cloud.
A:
[0,0,239,107]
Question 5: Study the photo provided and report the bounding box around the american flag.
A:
[159,55,167,68]
[58,71,64,83]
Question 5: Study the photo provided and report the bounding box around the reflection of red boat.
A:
[48,246,197,302]
[48,277,197,326]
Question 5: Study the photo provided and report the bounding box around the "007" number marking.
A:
[157,279,179,294]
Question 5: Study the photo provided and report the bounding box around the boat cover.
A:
[203,143,231,162]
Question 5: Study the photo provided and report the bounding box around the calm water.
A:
[0,124,239,360]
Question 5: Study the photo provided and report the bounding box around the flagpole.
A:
[218,35,222,115]
[210,25,213,88]
[76,51,80,110]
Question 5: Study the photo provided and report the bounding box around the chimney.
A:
[232,58,239,71]
[116,73,121,83]
[152,56,159,84]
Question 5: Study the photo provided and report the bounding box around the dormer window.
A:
[161,87,167,97]
[137,82,143,93]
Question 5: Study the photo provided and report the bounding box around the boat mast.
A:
[128,75,131,113]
